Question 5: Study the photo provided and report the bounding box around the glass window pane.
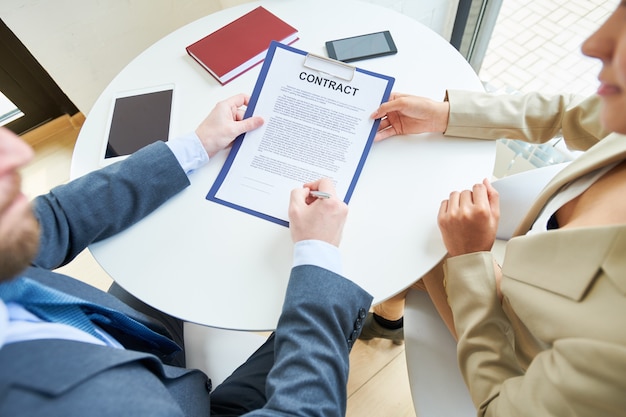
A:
[0,91,24,127]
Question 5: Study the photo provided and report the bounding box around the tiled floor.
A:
[479,0,617,97]
[477,0,618,176]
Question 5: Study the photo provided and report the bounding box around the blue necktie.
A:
[0,277,180,354]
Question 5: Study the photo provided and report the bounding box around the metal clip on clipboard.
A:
[303,53,356,81]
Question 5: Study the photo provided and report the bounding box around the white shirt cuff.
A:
[166,132,209,175]
[293,240,342,276]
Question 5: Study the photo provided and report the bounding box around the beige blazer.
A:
[442,90,626,416]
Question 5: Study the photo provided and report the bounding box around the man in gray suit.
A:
[0,93,372,416]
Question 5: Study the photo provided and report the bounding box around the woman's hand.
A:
[371,93,450,141]
[437,178,500,257]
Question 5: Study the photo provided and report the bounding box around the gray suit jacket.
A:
[0,142,372,417]
[443,91,626,416]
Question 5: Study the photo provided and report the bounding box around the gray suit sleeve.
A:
[247,264,373,417]
[31,142,190,269]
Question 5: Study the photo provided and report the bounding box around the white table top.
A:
[72,0,495,330]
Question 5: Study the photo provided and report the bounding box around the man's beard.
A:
[0,209,40,283]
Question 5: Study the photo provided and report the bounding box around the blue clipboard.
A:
[207,41,395,227]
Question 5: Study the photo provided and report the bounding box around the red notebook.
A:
[186,6,298,85]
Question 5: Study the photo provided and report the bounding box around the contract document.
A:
[207,41,394,226]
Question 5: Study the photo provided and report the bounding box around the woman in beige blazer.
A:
[365,3,626,415]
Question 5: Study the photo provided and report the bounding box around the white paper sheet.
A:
[492,162,569,239]
[207,42,394,226]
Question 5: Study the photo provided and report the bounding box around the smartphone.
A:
[325,30,397,63]
[101,84,175,166]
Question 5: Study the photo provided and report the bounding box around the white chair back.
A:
[184,322,268,387]
[404,289,475,416]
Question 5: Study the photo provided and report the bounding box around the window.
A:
[0,19,78,135]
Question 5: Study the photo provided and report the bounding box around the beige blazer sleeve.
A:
[444,90,609,151]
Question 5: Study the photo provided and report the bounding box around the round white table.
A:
[72,0,495,330]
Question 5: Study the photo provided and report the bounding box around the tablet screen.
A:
[105,88,173,159]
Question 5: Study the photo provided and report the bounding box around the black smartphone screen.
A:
[326,31,397,63]
[105,88,173,159]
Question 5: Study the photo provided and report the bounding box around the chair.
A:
[184,322,268,387]
[404,289,475,416]
[403,162,569,416]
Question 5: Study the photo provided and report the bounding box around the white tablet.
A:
[100,84,176,166]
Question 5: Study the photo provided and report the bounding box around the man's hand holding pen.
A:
[288,178,348,247]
